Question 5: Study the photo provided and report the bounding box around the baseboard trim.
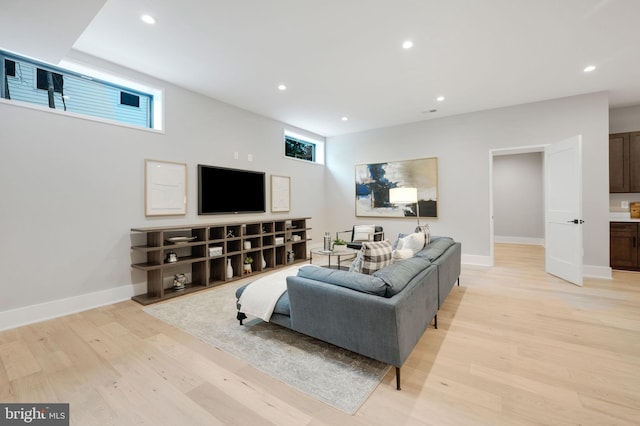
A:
[0,259,611,332]
[462,254,492,267]
[494,236,545,246]
[461,254,610,279]
[0,283,146,332]
[584,264,612,280]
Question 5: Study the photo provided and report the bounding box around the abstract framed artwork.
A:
[144,159,187,216]
[355,157,438,218]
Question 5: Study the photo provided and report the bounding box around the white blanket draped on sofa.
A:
[238,265,309,322]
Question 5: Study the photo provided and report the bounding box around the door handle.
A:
[568,219,584,224]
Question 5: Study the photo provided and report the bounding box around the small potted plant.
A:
[243,256,253,273]
[332,238,347,252]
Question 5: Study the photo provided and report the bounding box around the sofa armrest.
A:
[432,242,461,308]
[286,265,438,367]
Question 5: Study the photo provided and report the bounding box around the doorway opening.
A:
[489,145,546,268]
[490,137,585,286]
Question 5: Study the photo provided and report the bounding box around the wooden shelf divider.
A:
[130,218,311,305]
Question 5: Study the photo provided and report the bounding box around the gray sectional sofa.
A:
[236,236,461,389]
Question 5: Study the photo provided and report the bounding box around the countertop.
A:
[610,213,640,222]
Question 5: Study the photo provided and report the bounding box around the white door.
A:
[545,135,583,286]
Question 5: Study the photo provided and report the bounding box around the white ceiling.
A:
[2,0,640,137]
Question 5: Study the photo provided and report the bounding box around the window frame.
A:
[284,131,325,165]
[1,50,158,130]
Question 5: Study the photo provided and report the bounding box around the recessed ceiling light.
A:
[278,84,287,91]
[341,116,348,121]
[402,40,413,49]
[583,65,596,73]
[436,96,445,102]
[141,14,156,24]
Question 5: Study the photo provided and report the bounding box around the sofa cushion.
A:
[296,265,388,296]
[361,240,393,275]
[373,256,432,297]
[415,237,455,261]
[273,292,290,316]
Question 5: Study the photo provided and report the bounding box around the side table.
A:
[309,248,358,270]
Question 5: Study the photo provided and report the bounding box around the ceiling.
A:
[2,0,640,137]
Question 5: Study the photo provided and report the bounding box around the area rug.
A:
[143,280,390,414]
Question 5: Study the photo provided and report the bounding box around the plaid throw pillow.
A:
[361,240,393,275]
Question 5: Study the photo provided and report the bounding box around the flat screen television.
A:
[198,164,266,215]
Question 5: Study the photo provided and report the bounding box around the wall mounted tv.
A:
[198,164,266,215]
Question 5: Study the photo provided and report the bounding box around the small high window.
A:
[285,134,316,162]
[36,68,64,93]
[1,50,156,129]
[284,132,324,164]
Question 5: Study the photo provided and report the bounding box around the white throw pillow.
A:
[415,225,431,246]
[349,249,364,273]
[392,248,414,262]
[397,232,425,254]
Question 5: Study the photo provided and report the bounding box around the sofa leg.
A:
[457,277,460,286]
[434,314,438,329]
[396,367,401,390]
[236,312,247,325]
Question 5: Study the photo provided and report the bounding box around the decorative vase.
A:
[226,259,233,279]
[324,232,331,251]
[261,254,267,269]
[165,250,178,263]
[243,263,252,274]
[172,273,187,291]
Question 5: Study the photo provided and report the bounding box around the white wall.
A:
[493,152,544,244]
[0,54,327,328]
[326,92,610,271]
[610,105,640,133]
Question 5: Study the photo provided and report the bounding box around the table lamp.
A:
[389,187,419,226]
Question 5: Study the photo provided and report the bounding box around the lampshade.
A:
[389,187,418,204]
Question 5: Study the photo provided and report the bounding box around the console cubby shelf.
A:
[130,217,311,305]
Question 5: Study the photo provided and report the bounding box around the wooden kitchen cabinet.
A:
[609,132,640,193]
[610,222,639,270]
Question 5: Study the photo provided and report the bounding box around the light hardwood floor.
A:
[1,244,639,425]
